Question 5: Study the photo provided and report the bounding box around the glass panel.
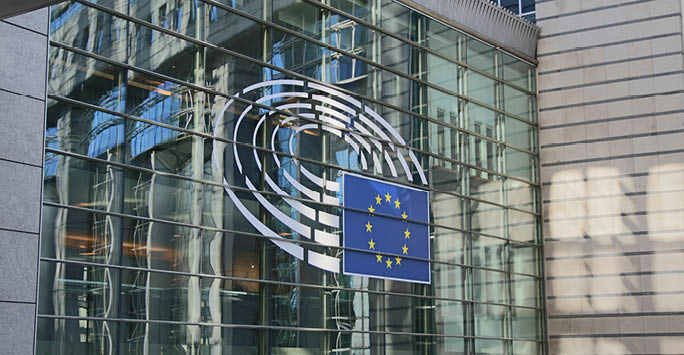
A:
[508,210,538,243]
[473,269,508,304]
[506,116,536,152]
[506,179,537,212]
[475,339,505,355]
[512,274,541,307]
[470,200,505,238]
[506,148,536,182]
[511,307,542,340]
[473,303,507,337]
[504,85,535,121]
[501,0,520,14]
[510,244,540,275]
[472,234,506,271]
[467,71,498,107]
[503,53,535,91]
[466,38,496,75]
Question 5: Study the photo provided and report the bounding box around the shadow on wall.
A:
[545,162,684,354]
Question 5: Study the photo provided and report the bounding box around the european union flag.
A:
[342,173,430,284]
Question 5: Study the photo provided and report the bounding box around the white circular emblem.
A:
[212,80,427,273]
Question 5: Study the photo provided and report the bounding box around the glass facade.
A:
[491,0,536,22]
[38,0,542,354]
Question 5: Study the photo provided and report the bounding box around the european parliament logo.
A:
[343,174,431,284]
[212,79,431,284]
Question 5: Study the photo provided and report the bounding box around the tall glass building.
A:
[37,0,542,354]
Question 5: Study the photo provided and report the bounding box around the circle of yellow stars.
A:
[364,191,410,269]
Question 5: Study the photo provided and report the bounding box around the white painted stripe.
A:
[307,250,340,273]
[245,177,311,239]
[312,94,356,115]
[222,176,303,260]
[242,79,304,94]
[309,82,362,108]
[314,230,339,247]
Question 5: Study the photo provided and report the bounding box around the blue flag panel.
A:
[342,173,431,284]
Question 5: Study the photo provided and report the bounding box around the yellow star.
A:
[402,244,408,255]
[375,194,382,205]
[368,205,375,213]
[404,228,411,239]
[365,221,372,232]
[376,254,383,262]
[401,212,408,220]
[368,239,376,250]
[395,257,402,266]
[394,198,401,209]
[385,192,392,202]
[385,257,393,269]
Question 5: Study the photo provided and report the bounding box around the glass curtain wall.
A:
[38,0,542,354]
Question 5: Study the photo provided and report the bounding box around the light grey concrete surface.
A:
[0,230,39,303]
[0,160,43,233]
[0,302,37,355]
[0,8,49,355]
[2,7,49,34]
[0,0,62,21]
[536,0,684,353]
[0,90,48,167]
[0,20,48,100]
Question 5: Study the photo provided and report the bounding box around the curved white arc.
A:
[252,115,266,171]
[283,170,321,202]
[396,150,413,182]
[232,104,253,173]
[314,230,339,247]
[256,92,308,104]
[319,210,340,228]
[409,150,428,185]
[243,79,304,94]
[364,105,406,145]
[308,82,362,108]
[263,173,317,223]
[316,105,351,124]
[308,250,340,273]
[357,113,392,145]
[222,175,304,260]
[245,177,311,239]
[384,150,398,178]
[312,94,356,116]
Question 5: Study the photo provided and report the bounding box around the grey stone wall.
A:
[536,0,684,353]
[0,8,49,355]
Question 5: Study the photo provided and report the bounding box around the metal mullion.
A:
[46,95,543,213]
[190,0,532,125]
[36,313,546,342]
[73,0,537,131]
[49,41,539,186]
[46,146,542,242]
[300,0,539,78]
[38,257,546,311]
[45,144,539,248]
[42,199,543,278]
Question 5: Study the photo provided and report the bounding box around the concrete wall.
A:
[0,8,49,355]
[536,0,684,353]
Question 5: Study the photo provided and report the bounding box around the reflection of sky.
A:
[129,82,183,159]
[88,88,124,158]
[44,127,59,177]
[49,3,82,34]
[335,148,359,198]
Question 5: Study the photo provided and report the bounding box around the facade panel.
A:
[536,0,684,354]
[35,0,543,354]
